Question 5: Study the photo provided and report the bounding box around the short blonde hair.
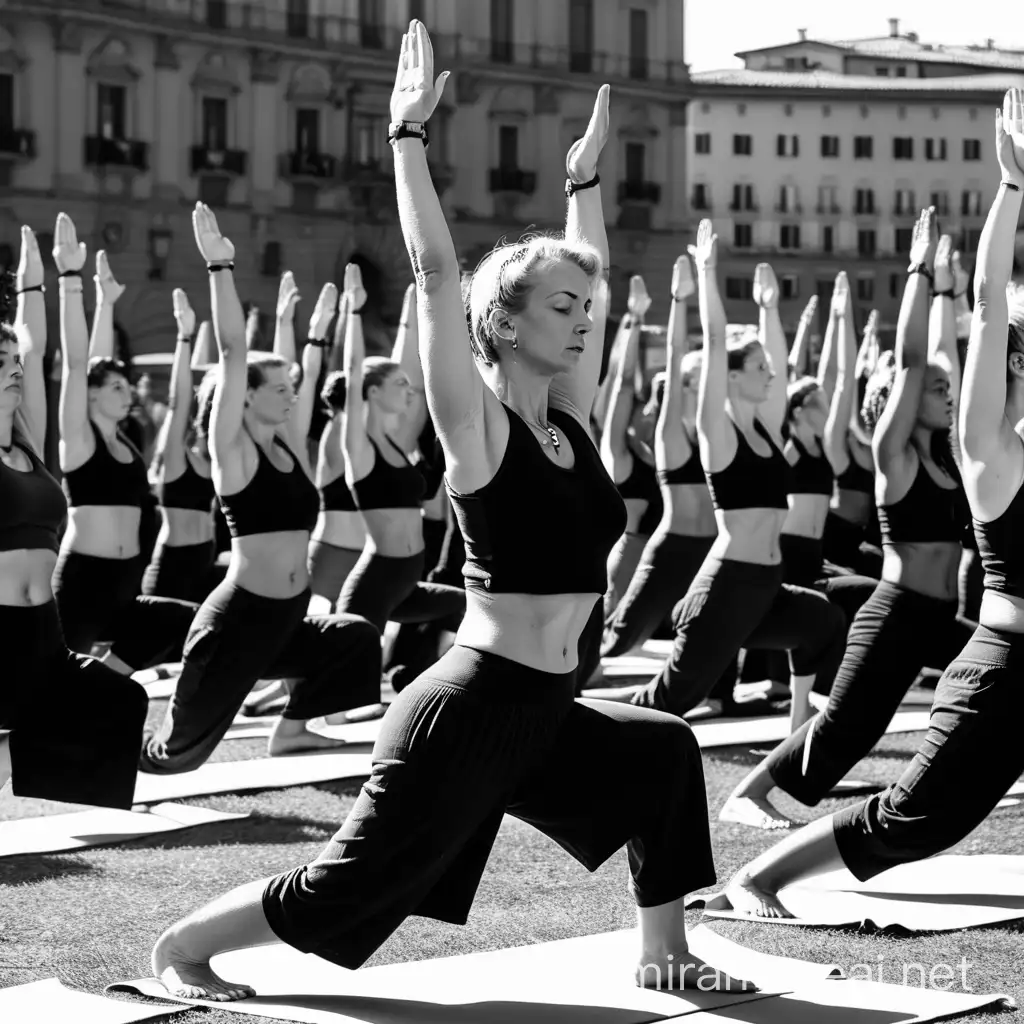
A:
[466,234,603,365]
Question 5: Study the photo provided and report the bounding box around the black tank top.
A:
[158,455,215,513]
[656,446,705,487]
[877,460,970,545]
[219,434,319,539]
[320,471,358,513]
[448,405,627,594]
[0,443,67,554]
[617,453,663,535]
[707,419,789,511]
[836,456,874,495]
[416,417,446,502]
[787,437,834,497]
[62,420,150,509]
[353,436,426,511]
[974,469,1024,600]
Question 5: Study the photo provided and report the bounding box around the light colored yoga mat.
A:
[132,751,373,805]
[0,978,184,1023]
[224,718,382,745]
[693,854,1024,932]
[136,664,181,701]
[0,803,247,858]
[108,923,832,1024]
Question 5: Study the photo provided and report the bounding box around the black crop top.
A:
[218,433,320,539]
[158,456,215,513]
[416,418,446,502]
[787,437,834,497]
[62,420,150,509]
[974,469,1024,601]
[618,453,663,535]
[877,460,970,545]
[656,446,705,487]
[0,444,67,554]
[707,419,789,512]
[320,470,358,513]
[353,437,426,511]
[836,457,874,495]
[448,405,627,594]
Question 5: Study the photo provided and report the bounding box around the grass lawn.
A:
[1,700,1022,1024]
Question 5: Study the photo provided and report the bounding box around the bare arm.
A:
[327,293,349,375]
[823,274,854,474]
[13,226,47,453]
[753,263,788,436]
[272,272,300,365]
[930,235,962,465]
[155,288,198,481]
[340,264,374,483]
[87,251,124,359]
[600,279,646,480]
[192,320,216,367]
[288,282,337,467]
[391,283,429,450]
[816,287,840,402]
[245,306,261,351]
[654,256,695,470]
[788,295,817,382]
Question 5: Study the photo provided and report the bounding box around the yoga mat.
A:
[826,779,883,797]
[109,923,833,1024]
[133,751,373,804]
[224,718,382,745]
[136,664,181,700]
[0,803,247,858]
[692,854,1024,932]
[0,978,184,1023]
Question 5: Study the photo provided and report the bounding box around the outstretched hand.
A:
[52,212,87,275]
[567,84,610,183]
[933,235,954,294]
[753,264,779,310]
[94,250,126,304]
[830,272,849,316]
[172,288,196,337]
[627,275,652,319]
[996,87,1024,190]
[309,282,339,339]
[277,271,301,321]
[390,19,449,124]
[908,206,938,268]
[343,263,368,313]
[671,255,696,302]
[799,294,818,325]
[16,225,44,292]
[191,203,235,264]
[952,251,968,298]
[687,219,717,273]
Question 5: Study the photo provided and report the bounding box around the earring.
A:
[510,327,518,351]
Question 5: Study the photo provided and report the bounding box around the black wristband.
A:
[388,121,429,147]
[907,263,934,283]
[934,289,954,299]
[307,336,330,349]
[565,174,600,198]
[58,269,81,278]
[177,334,193,344]
[1001,181,1021,192]
[15,284,45,295]
[207,262,234,273]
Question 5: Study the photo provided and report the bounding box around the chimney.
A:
[797,28,807,42]
[888,17,900,37]
[987,38,995,50]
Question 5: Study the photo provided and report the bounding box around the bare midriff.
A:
[708,507,788,566]
[659,483,717,538]
[158,507,216,547]
[361,507,424,558]
[0,549,57,606]
[224,531,312,598]
[63,506,142,559]
[979,590,1024,634]
[830,489,873,528]
[783,493,831,540]
[311,510,367,552]
[881,542,961,602]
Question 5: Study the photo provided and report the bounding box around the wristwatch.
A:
[388,121,429,147]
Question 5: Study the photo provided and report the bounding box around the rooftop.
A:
[690,68,1022,94]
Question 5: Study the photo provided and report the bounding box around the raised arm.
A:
[592,312,631,435]
[340,263,374,483]
[53,213,92,471]
[327,292,349,375]
[13,226,47,453]
[550,84,611,424]
[816,288,840,403]
[788,295,817,382]
[391,282,429,450]
[823,273,855,474]
[245,305,261,351]
[153,288,197,482]
[600,276,647,479]
[752,263,788,436]
[873,207,937,477]
[272,272,300,366]
[961,89,1024,479]
[930,235,962,464]
[192,320,216,368]
[692,221,732,472]
[87,251,125,359]
[287,281,336,468]
[654,255,695,470]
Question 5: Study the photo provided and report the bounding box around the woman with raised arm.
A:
[141,289,218,603]
[149,30,752,1001]
[334,261,465,636]
[137,204,381,775]
[0,226,147,808]
[720,210,979,832]
[628,228,845,738]
[599,277,663,616]
[725,91,1024,914]
[49,219,196,671]
[786,295,817,383]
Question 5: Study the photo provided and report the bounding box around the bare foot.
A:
[724,870,794,920]
[636,949,756,992]
[683,698,725,722]
[242,679,289,716]
[719,795,797,830]
[152,931,255,1002]
[268,720,348,757]
[323,703,388,726]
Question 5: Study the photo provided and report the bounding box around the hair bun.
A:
[0,268,14,325]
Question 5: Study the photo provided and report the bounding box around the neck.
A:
[0,411,13,450]
[366,405,401,441]
[91,413,119,441]
[793,421,819,452]
[485,362,552,426]
[243,413,278,447]
[725,395,758,433]
[910,424,937,460]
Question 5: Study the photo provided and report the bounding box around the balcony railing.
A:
[618,180,661,204]
[280,150,336,179]
[691,199,712,212]
[0,129,36,159]
[774,203,803,215]
[84,135,149,171]
[191,146,248,175]
[815,203,842,215]
[728,202,759,213]
[489,168,537,195]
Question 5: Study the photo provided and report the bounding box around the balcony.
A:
[892,205,917,218]
[691,200,712,213]
[279,150,336,180]
[191,146,248,175]
[815,203,841,216]
[728,202,759,213]
[618,180,661,204]
[84,135,149,171]
[489,168,537,195]
[774,203,803,215]
[0,129,35,160]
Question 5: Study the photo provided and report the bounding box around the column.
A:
[249,51,279,214]
[51,21,86,191]
[667,101,688,230]
[153,36,181,202]
[532,84,562,224]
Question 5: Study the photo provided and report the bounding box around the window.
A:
[856,276,875,301]
[963,228,983,253]
[353,113,382,165]
[731,183,755,210]
[97,83,126,140]
[694,132,711,155]
[295,108,320,154]
[206,0,227,29]
[776,134,799,157]
[733,223,752,248]
[732,134,752,156]
[895,66,907,77]
[780,224,801,250]
[498,125,519,171]
[854,136,873,159]
[359,0,383,47]
[491,0,513,62]
[781,274,800,300]
[857,230,876,256]
[201,97,227,151]
[963,138,982,161]
[925,138,947,161]
[962,189,982,216]
[784,57,797,71]
[893,137,914,160]
[822,225,834,253]
[854,188,875,215]
[628,8,649,80]
[875,66,890,76]
[692,183,710,210]
[930,191,950,216]
[895,227,913,253]
[778,184,799,213]
[725,277,753,301]
[286,0,308,38]
[894,188,915,216]
[890,274,901,298]
[820,135,839,158]
[818,185,838,214]
[0,74,12,134]
[569,0,594,73]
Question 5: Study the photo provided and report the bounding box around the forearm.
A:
[394,137,460,283]
[895,275,931,369]
[59,278,89,368]
[274,315,297,364]
[210,271,246,358]
[975,184,1022,299]
[15,291,46,360]
[88,300,116,359]
[566,187,609,267]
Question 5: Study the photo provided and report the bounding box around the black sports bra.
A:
[416,417,446,502]
[62,420,150,509]
[974,462,1024,601]
[218,433,320,539]
[707,419,789,512]
[320,470,358,513]
[352,436,426,511]
[787,437,834,497]
[877,459,970,545]
[617,453,663,535]
[656,445,705,487]
[836,455,874,495]
[448,405,627,594]
[159,455,215,513]
[0,443,67,554]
